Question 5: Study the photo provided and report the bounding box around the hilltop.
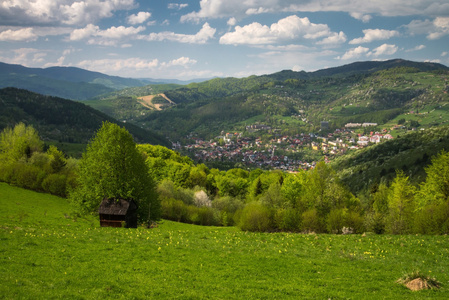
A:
[0,87,170,148]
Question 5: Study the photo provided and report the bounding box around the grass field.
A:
[1,182,448,299]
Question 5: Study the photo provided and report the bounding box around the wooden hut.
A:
[98,198,138,228]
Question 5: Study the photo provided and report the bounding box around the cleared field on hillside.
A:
[1,182,448,299]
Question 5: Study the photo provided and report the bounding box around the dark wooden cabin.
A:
[98,198,138,228]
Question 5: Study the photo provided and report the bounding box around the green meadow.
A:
[1,182,448,299]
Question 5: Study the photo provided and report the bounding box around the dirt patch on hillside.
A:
[137,93,175,111]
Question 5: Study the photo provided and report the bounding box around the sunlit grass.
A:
[1,182,448,299]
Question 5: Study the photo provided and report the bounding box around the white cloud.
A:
[128,12,152,25]
[219,15,334,45]
[0,28,37,42]
[70,24,145,45]
[0,0,137,26]
[76,56,209,78]
[168,3,188,10]
[163,57,197,67]
[181,0,449,23]
[405,17,449,39]
[350,12,372,23]
[405,44,426,52]
[142,23,215,44]
[78,57,159,73]
[316,31,347,46]
[227,17,237,26]
[368,44,398,57]
[349,29,399,44]
[339,46,370,60]
[428,17,449,39]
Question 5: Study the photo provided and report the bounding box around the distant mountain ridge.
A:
[263,59,449,81]
[0,62,215,100]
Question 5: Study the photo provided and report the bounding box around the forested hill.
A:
[0,87,170,146]
[0,62,155,100]
[134,59,449,141]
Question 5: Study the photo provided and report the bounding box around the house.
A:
[98,198,138,228]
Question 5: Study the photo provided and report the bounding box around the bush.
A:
[414,203,449,234]
[364,212,386,234]
[42,174,67,197]
[301,208,324,233]
[14,163,46,191]
[212,196,244,226]
[161,198,189,222]
[238,202,273,232]
[326,209,346,234]
[345,210,365,233]
[274,208,301,232]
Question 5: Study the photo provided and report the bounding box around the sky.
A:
[0,0,448,80]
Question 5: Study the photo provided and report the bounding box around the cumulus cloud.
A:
[406,44,426,52]
[350,12,372,23]
[0,28,37,42]
[128,12,152,25]
[405,17,449,39]
[168,3,189,10]
[339,46,370,60]
[142,23,215,44]
[181,0,449,23]
[219,15,335,45]
[163,57,197,67]
[349,29,399,44]
[76,56,205,78]
[316,31,347,46]
[70,24,145,46]
[78,57,159,73]
[0,0,137,26]
[368,43,398,57]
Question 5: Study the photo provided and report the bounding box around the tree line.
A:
[1,122,448,234]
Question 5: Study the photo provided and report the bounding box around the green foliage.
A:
[301,208,324,233]
[386,171,416,234]
[417,150,449,209]
[41,173,68,197]
[0,122,42,164]
[0,88,169,146]
[70,122,159,221]
[238,202,273,232]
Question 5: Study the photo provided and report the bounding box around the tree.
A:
[0,122,43,164]
[386,171,416,234]
[417,151,449,209]
[70,122,159,222]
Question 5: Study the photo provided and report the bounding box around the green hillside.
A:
[0,87,170,148]
[2,182,449,298]
[129,62,448,141]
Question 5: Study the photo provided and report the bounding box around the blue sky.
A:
[0,0,448,80]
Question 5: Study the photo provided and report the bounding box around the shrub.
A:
[42,174,67,197]
[161,198,189,222]
[345,210,365,233]
[301,208,324,233]
[274,208,301,232]
[326,209,346,234]
[238,202,273,232]
[414,202,449,234]
[14,163,46,191]
[364,211,386,234]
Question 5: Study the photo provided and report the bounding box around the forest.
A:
[1,122,448,235]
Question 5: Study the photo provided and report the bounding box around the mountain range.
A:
[0,62,211,100]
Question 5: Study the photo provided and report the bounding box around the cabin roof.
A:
[98,198,137,216]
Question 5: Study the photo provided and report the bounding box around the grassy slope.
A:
[1,182,448,299]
